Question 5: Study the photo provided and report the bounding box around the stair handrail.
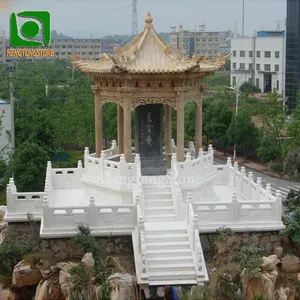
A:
[170,153,185,221]
[186,193,203,277]
[136,196,148,281]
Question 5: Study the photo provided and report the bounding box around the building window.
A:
[233,76,236,86]
[264,51,271,58]
[256,51,260,58]
[277,80,279,90]
[233,62,237,69]
[249,78,253,85]
[202,39,206,42]
[240,51,246,57]
[256,64,260,71]
[249,63,253,70]
[256,78,259,88]
[264,64,271,71]
[275,51,280,58]
[233,50,236,57]
[240,63,245,70]
[249,51,253,57]
[275,65,280,72]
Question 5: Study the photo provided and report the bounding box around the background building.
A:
[170,25,232,57]
[0,30,102,64]
[230,31,286,95]
[285,0,300,109]
[0,99,11,162]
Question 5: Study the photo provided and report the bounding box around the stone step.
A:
[145,207,175,215]
[145,233,189,242]
[143,186,171,192]
[146,229,187,235]
[144,199,173,207]
[147,256,193,265]
[144,192,172,200]
[145,214,176,222]
[149,279,197,286]
[148,271,196,281]
[146,249,192,258]
[145,241,190,250]
[148,263,195,272]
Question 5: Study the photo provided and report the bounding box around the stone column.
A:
[94,94,102,158]
[195,94,203,155]
[117,105,124,154]
[176,93,185,162]
[123,96,132,162]
[165,105,172,168]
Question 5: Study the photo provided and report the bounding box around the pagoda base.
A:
[141,158,167,176]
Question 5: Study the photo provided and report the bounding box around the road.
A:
[214,157,300,200]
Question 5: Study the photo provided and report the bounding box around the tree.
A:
[10,141,50,192]
[226,109,260,158]
[282,120,300,158]
[284,147,300,179]
[203,99,233,153]
[257,136,281,164]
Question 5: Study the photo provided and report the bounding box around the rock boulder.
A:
[281,255,300,273]
[108,273,137,300]
[241,268,278,300]
[261,254,280,271]
[12,260,42,288]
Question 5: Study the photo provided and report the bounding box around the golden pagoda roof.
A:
[69,12,231,75]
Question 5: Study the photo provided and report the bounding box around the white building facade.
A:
[230,31,286,94]
[0,99,11,161]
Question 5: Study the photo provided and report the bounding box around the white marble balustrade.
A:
[192,191,284,232]
[5,178,45,221]
[40,196,137,238]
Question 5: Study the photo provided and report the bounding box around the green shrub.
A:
[284,147,300,179]
[268,162,284,173]
[236,245,263,278]
[215,226,233,243]
[239,82,261,94]
[252,296,266,300]
[189,285,213,300]
[284,189,300,214]
[257,137,281,164]
[281,207,300,245]
[69,263,92,300]
[0,241,33,283]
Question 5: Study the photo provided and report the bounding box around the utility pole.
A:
[226,86,240,160]
[8,67,15,154]
[242,0,245,36]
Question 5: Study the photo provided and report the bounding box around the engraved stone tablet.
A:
[135,104,167,175]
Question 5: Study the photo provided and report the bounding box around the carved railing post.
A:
[231,192,238,222]
[188,141,195,158]
[266,183,272,200]
[233,162,238,189]
[84,147,89,170]
[275,190,282,221]
[6,181,13,213]
[111,140,117,155]
[248,172,254,200]
[198,148,204,158]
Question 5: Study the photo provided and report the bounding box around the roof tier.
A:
[69,12,231,75]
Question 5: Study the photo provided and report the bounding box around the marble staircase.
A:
[142,179,204,286]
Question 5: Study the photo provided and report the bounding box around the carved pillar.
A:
[117,105,124,154]
[176,93,185,162]
[165,104,172,168]
[94,93,102,158]
[124,96,133,162]
[195,94,203,155]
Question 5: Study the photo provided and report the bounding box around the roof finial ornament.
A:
[144,12,153,29]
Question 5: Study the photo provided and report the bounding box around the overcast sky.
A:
[0,0,286,38]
